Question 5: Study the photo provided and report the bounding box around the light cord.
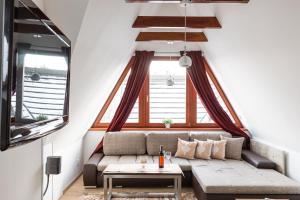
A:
[184,3,187,54]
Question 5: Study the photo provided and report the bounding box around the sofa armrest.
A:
[83,153,104,187]
[242,150,276,170]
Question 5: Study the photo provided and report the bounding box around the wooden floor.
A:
[60,175,194,200]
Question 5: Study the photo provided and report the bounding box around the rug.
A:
[83,191,197,200]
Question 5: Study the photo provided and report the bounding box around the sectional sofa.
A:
[83,131,300,200]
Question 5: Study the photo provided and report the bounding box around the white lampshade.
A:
[179,54,192,68]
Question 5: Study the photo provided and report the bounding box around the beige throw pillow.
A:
[208,139,227,160]
[175,139,197,160]
[220,136,245,160]
[194,140,213,160]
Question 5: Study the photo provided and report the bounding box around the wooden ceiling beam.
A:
[136,32,208,42]
[132,16,221,29]
[126,0,249,3]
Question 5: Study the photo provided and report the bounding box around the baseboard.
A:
[63,172,83,194]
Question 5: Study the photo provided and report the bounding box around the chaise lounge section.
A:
[83,131,300,200]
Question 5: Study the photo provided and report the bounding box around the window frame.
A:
[91,56,243,130]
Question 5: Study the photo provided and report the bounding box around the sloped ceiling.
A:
[197,0,300,153]
[40,0,299,159]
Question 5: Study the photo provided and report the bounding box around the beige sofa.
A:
[83,131,300,200]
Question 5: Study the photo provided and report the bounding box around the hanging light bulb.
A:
[179,2,192,68]
[179,52,192,68]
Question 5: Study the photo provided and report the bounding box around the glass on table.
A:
[164,151,172,161]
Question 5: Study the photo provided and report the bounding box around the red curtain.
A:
[186,51,251,142]
[93,51,154,154]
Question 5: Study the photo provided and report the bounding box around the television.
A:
[0,0,71,151]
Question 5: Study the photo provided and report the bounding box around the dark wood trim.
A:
[187,75,197,127]
[132,16,221,29]
[136,32,208,42]
[89,127,228,131]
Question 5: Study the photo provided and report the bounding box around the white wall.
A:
[83,131,104,163]
[0,140,42,200]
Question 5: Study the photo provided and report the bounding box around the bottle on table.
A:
[159,145,164,168]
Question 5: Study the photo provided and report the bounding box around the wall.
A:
[83,131,104,163]
[0,140,42,200]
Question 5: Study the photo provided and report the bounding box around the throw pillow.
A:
[208,139,227,160]
[194,140,213,160]
[220,136,245,160]
[175,138,197,160]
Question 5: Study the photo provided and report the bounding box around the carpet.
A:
[83,191,196,200]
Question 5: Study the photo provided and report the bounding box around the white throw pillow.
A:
[194,140,213,160]
[175,139,197,160]
[208,139,227,160]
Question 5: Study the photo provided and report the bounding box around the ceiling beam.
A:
[136,32,208,42]
[132,16,221,29]
[126,0,249,3]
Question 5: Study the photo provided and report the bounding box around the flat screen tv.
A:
[0,0,71,151]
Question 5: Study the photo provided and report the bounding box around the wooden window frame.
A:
[91,56,243,131]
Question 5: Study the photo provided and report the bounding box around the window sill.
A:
[89,127,247,132]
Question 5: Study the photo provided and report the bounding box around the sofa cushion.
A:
[190,131,232,141]
[221,136,244,160]
[147,132,189,156]
[97,156,121,171]
[103,132,146,155]
[170,157,191,171]
[192,160,300,194]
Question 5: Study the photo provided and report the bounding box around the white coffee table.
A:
[102,164,183,200]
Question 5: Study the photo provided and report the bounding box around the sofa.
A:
[83,131,300,200]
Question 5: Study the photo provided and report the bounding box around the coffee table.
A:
[102,164,183,200]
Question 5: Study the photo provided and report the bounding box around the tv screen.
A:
[0,0,71,151]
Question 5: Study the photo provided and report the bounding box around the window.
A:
[100,70,139,123]
[92,57,242,129]
[197,75,235,123]
[149,61,186,123]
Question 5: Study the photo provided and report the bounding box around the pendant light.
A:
[179,1,192,68]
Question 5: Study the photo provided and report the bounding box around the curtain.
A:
[93,51,154,154]
[185,51,251,143]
